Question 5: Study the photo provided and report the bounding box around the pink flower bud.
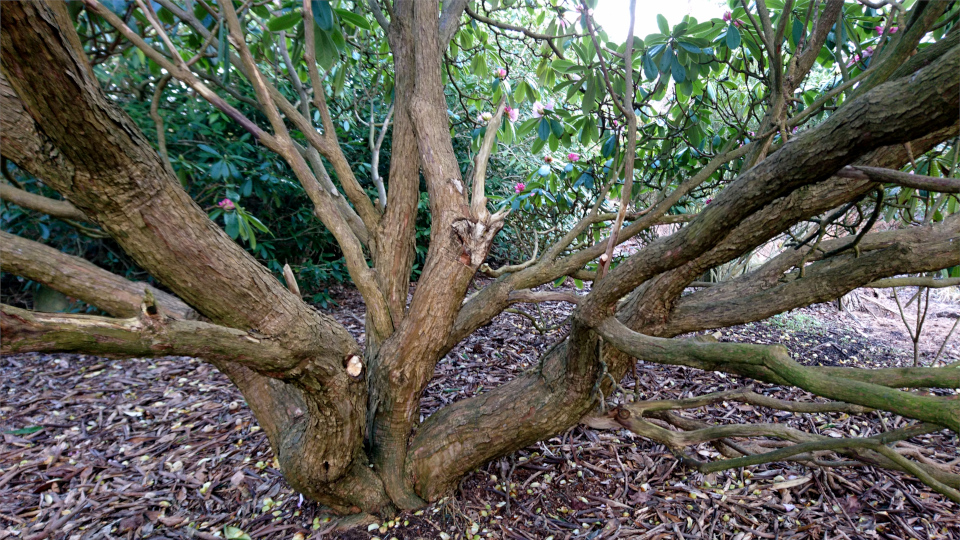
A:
[504,106,519,122]
[497,68,507,79]
[567,153,580,162]
[722,12,732,22]
[514,182,525,193]
[218,198,235,211]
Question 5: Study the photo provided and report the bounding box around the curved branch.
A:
[868,277,960,288]
[841,164,960,193]
[0,182,89,222]
[627,386,872,415]
[0,231,198,320]
[1,303,290,369]
[439,0,467,49]
[669,214,960,335]
[595,317,960,431]
[580,45,960,320]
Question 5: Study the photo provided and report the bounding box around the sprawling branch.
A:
[580,45,959,320]
[1,3,377,507]
[0,182,88,221]
[868,277,960,288]
[667,214,960,335]
[0,231,198,320]
[1,304,291,368]
[596,317,959,431]
[439,0,468,49]
[613,409,960,501]
[841,164,960,192]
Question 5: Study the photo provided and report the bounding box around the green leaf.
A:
[312,0,334,31]
[658,47,674,73]
[537,118,551,141]
[4,426,43,435]
[677,41,701,54]
[334,9,371,30]
[582,75,596,114]
[531,137,546,154]
[549,118,564,138]
[218,22,231,84]
[642,52,657,81]
[314,26,340,70]
[224,212,239,239]
[657,14,670,35]
[267,11,301,32]
[198,144,220,156]
[791,18,804,48]
[602,134,617,157]
[551,59,577,72]
[671,56,686,83]
[726,24,741,49]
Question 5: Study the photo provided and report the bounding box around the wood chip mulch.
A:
[1,285,957,540]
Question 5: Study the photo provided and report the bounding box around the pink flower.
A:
[890,26,899,34]
[567,153,580,162]
[504,106,519,122]
[722,12,732,22]
[863,46,875,57]
[705,198,712,205]
[218,198,235,211]
[733,19,744,28]
[514,182,525,193]
[532,100,554,118]
[875,25,884,34]
[496,68,507,79]
[847,54,861,67]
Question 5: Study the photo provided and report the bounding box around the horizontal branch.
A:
[0,230,199,320]
[645,409,960,490]
[867,277,960,288]
[668,213,960,335]
[1,182,89,221]
[615,411,959,503]
[1,304,291,371]
[840,165,960,193]
[628,386,872,415]
[506,289,580,305]
[595,317,960,431]
[579,44,959,319]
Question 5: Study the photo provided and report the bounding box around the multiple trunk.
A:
[1,1,958,515]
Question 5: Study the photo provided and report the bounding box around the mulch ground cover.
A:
[1,284,957,540]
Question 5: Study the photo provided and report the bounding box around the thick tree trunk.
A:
[0,2,385,512]
[2,0,958,517]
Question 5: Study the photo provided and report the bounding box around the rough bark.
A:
[0,231,198,320]
[2,0,958,515]
[0,2,378,511]
[0,182,89,222]
[403,50,960,498]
